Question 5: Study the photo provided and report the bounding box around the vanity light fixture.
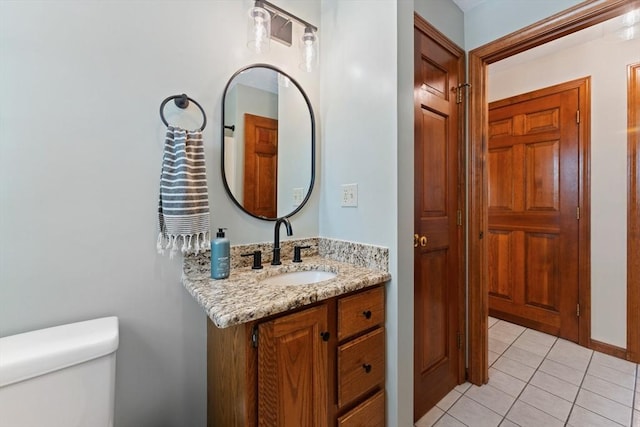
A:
[606,8,640,41]
[247,0,319,72]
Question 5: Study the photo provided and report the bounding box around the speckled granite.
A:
[317,237,388,271]
[182,241,391,328]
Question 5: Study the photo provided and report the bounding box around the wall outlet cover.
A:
[341,183,358,207]
[292,187,304,206]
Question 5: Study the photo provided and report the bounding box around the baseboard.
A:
[625,350,639,364]
[589,339,627,360]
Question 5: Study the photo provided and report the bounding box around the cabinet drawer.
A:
[338,286,384,341]
[338,328,385,408]
[337,389,385,427]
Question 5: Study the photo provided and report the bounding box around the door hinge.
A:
[576,110,580,124]
[576,303,580,317]
[456,332,462,349]
[251,325,259,348]
[576,206,581,220]
[457,210,462,226]
[455,83,471,104]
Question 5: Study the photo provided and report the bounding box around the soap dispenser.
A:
[211,228,230,279]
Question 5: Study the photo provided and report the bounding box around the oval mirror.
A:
[221,64,315,220]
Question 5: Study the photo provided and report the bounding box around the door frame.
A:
[467,0,640,384]
[628,62,640,363]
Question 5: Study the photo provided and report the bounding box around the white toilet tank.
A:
[0,316,119,427]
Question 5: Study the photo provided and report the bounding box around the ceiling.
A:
[451,0,487,12]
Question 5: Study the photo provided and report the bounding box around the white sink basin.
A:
[261,270,337,286]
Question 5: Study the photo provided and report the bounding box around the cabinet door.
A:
[258,304,329,427]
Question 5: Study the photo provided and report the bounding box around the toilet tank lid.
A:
[0,316,119,388]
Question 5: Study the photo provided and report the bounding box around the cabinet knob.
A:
[320,331,330,342]
[363,310,372,319]
[362,363,372,373]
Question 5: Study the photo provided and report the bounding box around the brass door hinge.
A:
[455,83,471,104]
[576,110,580,124]
[251,325,259,348]
[457,210,462,226]
[457,332,462,349]
[576,206,581,220]
[577,303,580,317]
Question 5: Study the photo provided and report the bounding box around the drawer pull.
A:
[321,331,331,342]
[363,310,372,319]
[362,363,372,373]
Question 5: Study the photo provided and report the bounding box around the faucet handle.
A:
[293,245,312,263]
[241,250,263,270]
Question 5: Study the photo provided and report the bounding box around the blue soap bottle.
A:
[211,228,230,279]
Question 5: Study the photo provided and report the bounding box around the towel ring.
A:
[159,94,207,132]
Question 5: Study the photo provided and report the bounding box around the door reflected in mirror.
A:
[222,64,315,220]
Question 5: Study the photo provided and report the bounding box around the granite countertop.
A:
[182,253,391,328]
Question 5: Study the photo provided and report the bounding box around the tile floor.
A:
[415,317,639,427]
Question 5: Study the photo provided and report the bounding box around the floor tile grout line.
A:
[420,319,639,427]
[430,391,466,427]
[457,323,558,426]
[569,350,634,427]
[499,330,571,425]
[632,364,638,426]
[581,373,637,407]
[485,320,530,425]
[564,347,594,426]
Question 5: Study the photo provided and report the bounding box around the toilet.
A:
[0,316,119,427]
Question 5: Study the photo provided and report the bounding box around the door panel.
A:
[414,16,464,421]
[418,250,448,370]
[421,109,447,215]
[524,232,559,310]
[488,84,580,341]
[488,147,515,210]
[488,230,514,300]
[525,141,559,211]
[258,304,328,427]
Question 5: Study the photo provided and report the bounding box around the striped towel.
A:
[157,126,211,258]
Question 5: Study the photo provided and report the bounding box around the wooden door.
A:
[258,304,328,427]
[488,81,582,341]
[413,16,464,421]
[244,113,278,218]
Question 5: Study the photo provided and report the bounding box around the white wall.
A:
[319,1,463,425]
[278,80,313,217]
[0,1,319,425]
[488,27,640,348]
[319,0,401,423]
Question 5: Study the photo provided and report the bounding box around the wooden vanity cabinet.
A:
[258,304,330,427]
[336,286,386,426]
[207,285,385,427]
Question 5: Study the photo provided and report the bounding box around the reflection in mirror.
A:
[222,64,314,220]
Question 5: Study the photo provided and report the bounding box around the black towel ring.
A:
[159,93,207,132]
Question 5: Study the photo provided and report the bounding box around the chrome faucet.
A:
[272,217,293,265]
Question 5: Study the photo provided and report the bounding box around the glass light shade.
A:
[299,28,318,72]
[247,6,271,53]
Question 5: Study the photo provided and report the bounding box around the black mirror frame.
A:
[221,63,316,221]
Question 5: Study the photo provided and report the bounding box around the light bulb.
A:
[299,28,318,72]
[247,6,271,53]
